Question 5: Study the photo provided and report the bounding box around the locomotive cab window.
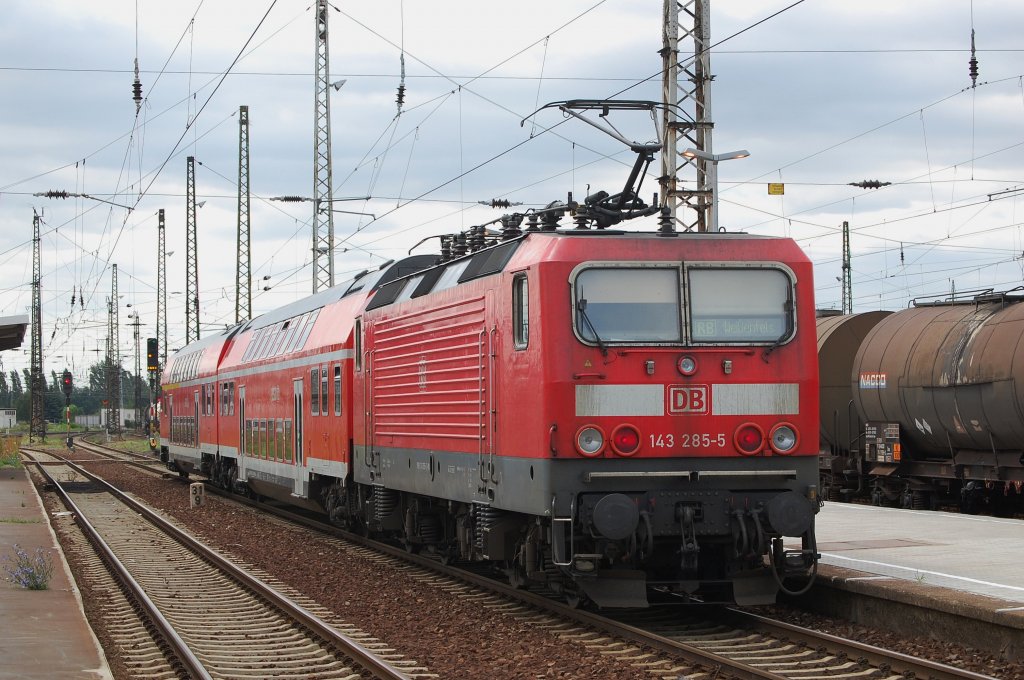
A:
[687,266,794,343]
[572,266,682,344]
[512,274,529,349]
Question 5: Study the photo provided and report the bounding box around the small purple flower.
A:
[3,544,53,590]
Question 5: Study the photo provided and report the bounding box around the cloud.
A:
[2,0,1024,377]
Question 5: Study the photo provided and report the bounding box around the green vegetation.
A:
[0,438,21,468]
[106,438,154,454]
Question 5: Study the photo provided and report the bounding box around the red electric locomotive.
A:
[160,101,820,606]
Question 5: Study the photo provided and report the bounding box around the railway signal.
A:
[61,369,73,400]
[61,369,73,450]
[146,337,159,371]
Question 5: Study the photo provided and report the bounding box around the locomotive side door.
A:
[293,378,305,495]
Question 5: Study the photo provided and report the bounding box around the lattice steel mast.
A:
[106,264,121,436]
[185,156,200,343]
[157,209,167,372]
[660,0,714,232]
[312,0,335,292]
[29,210,46,442]
[130,312,141,428]
[841,220,853,314]
[236,105,252,323]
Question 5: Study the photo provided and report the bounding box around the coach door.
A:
[293,378,305,495]
[238,386,246,453]
[193,390,200,447]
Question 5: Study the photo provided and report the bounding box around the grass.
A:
[0,517,40,524]
[105,437,155,455]
[0,450,21,469]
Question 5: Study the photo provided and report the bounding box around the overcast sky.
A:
[2,0,1022,379]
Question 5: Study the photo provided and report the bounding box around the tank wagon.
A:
[817,293,1024,514]
[159,100,821,607]
[816,310,891,500]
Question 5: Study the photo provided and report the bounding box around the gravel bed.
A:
[63,456,674,680]
[749,603,1020,679]
[41,447,1020,679]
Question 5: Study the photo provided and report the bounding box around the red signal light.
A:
[734,423,764,455]
[611,425,641,456]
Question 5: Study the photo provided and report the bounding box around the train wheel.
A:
[507,566,528,590]
[899,488,913,509]
[564,590,582,609]
[870,487,884,506]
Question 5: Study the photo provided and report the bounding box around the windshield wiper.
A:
[577,298,609,358]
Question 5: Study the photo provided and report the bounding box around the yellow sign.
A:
[768,183,785,195]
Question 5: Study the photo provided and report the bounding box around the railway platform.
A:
[0,464,111,680]
[787,501,1024,660]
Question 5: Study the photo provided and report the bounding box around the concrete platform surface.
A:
[0,464,111,680]
[811,501,1024,606]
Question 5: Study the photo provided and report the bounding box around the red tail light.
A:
[611,425,641,456]
[734,423,764,455]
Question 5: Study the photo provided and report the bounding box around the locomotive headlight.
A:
[575,425,606,457]
[677,355,698,376]
[734,423,764,455]
[769,423,798,454]
[611,424,641,456]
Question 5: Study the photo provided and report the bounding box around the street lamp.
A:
[681,148,749,232]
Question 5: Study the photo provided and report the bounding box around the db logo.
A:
[668,385,709,415]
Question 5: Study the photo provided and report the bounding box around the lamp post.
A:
[681,148,749,232]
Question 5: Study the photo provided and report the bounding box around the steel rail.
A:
[27,449,411,680]
[721,607,998,680]
[26,452,212,680]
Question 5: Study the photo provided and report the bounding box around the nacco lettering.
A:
[859,372,887,389]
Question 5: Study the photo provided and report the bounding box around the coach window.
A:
[572,266,682,343]
[333,365,342,415]
[283,419,293,462]
[311,368,320,415]
[688,267,793,343]
[320,367,329,415]
[296,309,319,351]
[285,315,306,354]
[512,274,529,349]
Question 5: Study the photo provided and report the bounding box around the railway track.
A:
[22,447,428,680]
[76,439,1002,679]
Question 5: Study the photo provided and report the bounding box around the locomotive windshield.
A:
[573,267,682,343]
[688,267,793,343]
[571,264,794,345]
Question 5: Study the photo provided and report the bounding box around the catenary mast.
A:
[660,0,714,232]
[157,209,167,372]
[185,156,200,343]
[236,105,252,323]
[312,0,335,292]
[29,210,46,442]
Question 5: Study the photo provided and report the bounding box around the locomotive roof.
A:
[239,254,439,333]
